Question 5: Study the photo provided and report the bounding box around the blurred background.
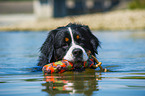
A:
[0,0,145,31]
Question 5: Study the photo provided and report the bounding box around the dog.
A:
[38,23,100,69]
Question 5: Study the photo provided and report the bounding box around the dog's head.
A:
[38,23,100,67]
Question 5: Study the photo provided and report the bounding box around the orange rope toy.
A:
[42,50,107,74]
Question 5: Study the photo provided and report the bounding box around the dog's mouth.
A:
[63,48,89,69]
[74,56,83,62]
[71,49,88,69]
[71,57,85,69]
[73,61,84,69]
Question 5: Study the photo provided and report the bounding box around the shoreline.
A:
[0,10,145,31]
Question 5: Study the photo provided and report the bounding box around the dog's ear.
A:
[90,34,100,55]
[81,25,100,55]
[37,30,57,67]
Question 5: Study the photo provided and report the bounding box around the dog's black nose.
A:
[72,48,83,56]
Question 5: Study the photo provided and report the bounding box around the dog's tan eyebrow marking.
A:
[76,35,80,39]
[65,37,69,42]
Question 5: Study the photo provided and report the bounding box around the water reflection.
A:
[42,69,102,95]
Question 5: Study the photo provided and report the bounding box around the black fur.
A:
[38,23,100,67]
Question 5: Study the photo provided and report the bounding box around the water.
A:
[0,31,145,96]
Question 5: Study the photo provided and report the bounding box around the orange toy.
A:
[42,51,107,74]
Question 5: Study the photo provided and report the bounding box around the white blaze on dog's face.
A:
[63,27,88,62]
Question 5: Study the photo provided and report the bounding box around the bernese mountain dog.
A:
[38,23,100,70]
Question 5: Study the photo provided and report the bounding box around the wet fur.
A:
[38,23,100,67]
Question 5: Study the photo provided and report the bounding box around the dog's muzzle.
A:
[63,44,88,62]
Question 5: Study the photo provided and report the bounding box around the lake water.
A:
[0,31,145,96]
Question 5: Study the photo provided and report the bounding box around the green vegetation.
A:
[128,0,145,9]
